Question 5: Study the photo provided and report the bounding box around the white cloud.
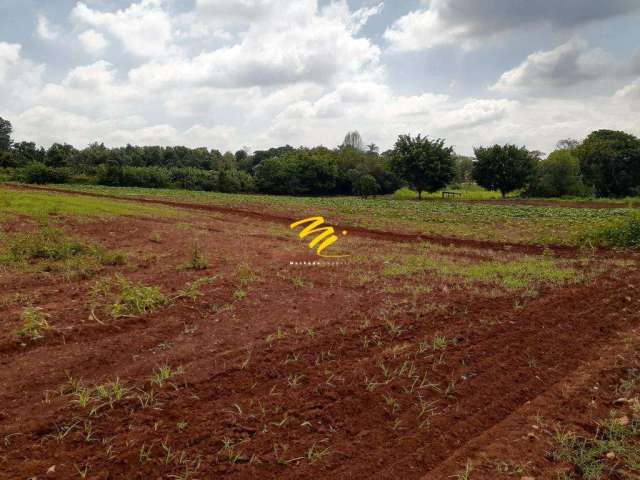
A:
[71,0,173,57]
[36,15,61,41]
[0,42,22,80]
[384,0,640,52]
[129,1,382,89]
[614,79,640,102]
[78,29,109,55]
[492,39,614,92]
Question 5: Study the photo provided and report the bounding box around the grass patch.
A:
[581,212,640,249]
[0,226,127,278]
[0,188,178,222]
[90,274,167,319]
[16,307,51,340]
[383,244,579,290]
[554,413,640,479]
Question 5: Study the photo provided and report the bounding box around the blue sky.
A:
[1,0,640,155]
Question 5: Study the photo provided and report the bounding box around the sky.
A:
[1,0,639,156]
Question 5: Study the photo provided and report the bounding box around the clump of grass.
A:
[16,307,51,340]
[90,274,167,319]
[1,227,87,264]
[384,245,579,290]
[182,244,208,270]
[174,276,216,300]
[582,212,640,249]
[553,412,640,479]
[150,364,183,388]
[236,262,257,287]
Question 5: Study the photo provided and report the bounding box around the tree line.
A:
[1,116,639,199]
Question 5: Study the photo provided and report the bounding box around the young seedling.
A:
[16,307,51,341]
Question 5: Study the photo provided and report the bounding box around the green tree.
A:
[528,149,588,197]
[472,144,536,198]
[576,129,640,197]
[352,173,379,198]
[391,134,455,200]
[0,117,12,151]
[46,143,78,168]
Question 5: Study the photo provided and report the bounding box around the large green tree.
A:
[472,144,536,198]
[0,117,12,151]
[528,149,588,197]
[576,129,640,197]
[391,134,455,199]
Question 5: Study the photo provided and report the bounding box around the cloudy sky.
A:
[1,0,639,155]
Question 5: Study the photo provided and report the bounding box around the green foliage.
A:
[18,162,70,184]
[554,413,640,479]
[255,147,339,195]
[0,117,13,151]
[352,173,379,198]
[16,307,51,340]
[582,212,640,248]
[391,134,456,199]
[91,275,167,318]
[577,129,640,198]
[170,167,218,191]
[472,144,537,198]
[527,149,590,198]
[1,227,88,264]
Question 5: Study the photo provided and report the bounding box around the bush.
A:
[18,162,70,184]
[170,167,218,191]
[121,166,171,188]
[582,213,640,248]
[527,149,590,198]
[254,148,338,195]
[352,173,379,198]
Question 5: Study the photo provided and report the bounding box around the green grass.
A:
[392,184,504,200]
[0,188,180,222]
[383,243,580,290]
[90,274,167,319]
[554,413,640,479]
[0,226,127,278]
[581,212,640,248]
[38,184,637,246]
[16,307,51,340]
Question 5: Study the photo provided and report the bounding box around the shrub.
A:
[582,213,640,248]
[18,162,70,184]
[527,149,590,198]
[170,167,218,191]
[121,166,171,188]
[352,173,379,198]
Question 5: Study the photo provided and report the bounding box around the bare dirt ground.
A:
[1,187,639,479]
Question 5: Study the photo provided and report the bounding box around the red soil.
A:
[0,187,639,479]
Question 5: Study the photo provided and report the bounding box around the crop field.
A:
[1,184,640,479]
